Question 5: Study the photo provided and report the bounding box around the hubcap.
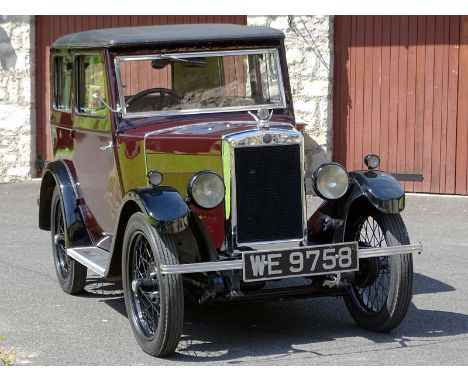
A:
[129,232,160,338]
[350,216,391,315]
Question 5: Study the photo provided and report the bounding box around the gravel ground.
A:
[0,180,467,365]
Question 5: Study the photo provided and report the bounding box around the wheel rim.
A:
[128,232,160,339]
[53,199,70,280]
[350,216,391,315]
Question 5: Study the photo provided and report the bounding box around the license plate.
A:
[242,242,359,282]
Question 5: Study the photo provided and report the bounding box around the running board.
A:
[66,247,110,276]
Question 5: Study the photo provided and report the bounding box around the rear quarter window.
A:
[53,55,73,112]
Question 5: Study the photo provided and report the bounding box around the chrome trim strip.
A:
[160,260,243,275]
[237,239,306,251]
[114,48,286,118]
[159,243,423,275]
[114,55,126,116]
[357,243,423,258]
[225,127,301,147]
[117,49,282,61]
[116,105,286,120]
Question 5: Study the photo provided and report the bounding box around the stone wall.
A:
[248,16,334,185]
[0,16,35,183]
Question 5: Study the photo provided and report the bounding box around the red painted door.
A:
[334,16,468,195]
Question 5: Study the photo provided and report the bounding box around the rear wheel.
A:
[344,208,413,332]
[122,212,184,357]
[50,186,87,294]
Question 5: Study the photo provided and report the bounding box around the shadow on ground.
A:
[84,272,466,363]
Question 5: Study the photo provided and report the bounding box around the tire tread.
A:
[51,186,87,295]
[344,210,413,332]
[122,213,184,357]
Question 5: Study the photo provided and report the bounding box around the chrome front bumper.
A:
[159,243,423,275]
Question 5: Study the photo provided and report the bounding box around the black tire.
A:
[122,212,184,357]
[50,186,87,294]
[343,207,413,332]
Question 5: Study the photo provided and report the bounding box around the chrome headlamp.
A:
[188,171,225,209]
[312,163,349,200]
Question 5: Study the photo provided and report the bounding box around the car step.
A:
[66,247,110,276]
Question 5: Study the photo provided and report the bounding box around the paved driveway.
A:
[0,180,467,365]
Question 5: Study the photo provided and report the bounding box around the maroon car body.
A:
[39,24,421,357]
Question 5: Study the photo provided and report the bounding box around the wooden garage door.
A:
[333,16,468,195]
[34,15,247,174]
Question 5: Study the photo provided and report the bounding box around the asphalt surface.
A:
[0,179,467,365]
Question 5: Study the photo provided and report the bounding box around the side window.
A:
[53,55,72,111]
[76,55,107,116]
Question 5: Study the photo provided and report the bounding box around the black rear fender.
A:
[38,160,92,247]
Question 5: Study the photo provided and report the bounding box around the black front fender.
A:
[308,170,405,244]
[122,186,190,234]
[105,186,200,278]
[349,171,405,213]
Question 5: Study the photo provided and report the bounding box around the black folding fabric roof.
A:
[52,24,284,49]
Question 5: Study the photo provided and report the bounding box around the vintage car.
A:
[38,24,422,357]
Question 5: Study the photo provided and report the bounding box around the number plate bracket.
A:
[242,241,359,282]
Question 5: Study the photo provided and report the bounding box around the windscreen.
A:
[116,50,284,115]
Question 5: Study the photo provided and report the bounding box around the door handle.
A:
[99,142,115,151]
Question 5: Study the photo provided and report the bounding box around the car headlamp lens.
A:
[313,163,349,200]
[188,171,225,209]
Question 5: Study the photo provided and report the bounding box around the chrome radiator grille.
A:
[234,144,303,244]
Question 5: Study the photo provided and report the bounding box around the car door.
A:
[72,51,122,250]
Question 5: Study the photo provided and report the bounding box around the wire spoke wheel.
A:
[351,216,390,314]
[344,207,413,332]
[122,212,184,357]
[129,232,161,339]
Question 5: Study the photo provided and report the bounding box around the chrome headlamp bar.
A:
[357,243,422,258]
[159,243,423,275]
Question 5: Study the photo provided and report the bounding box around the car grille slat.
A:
[234,144,303,244]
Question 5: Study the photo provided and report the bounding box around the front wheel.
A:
[122,213,184,357]
[343,208,413,332]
